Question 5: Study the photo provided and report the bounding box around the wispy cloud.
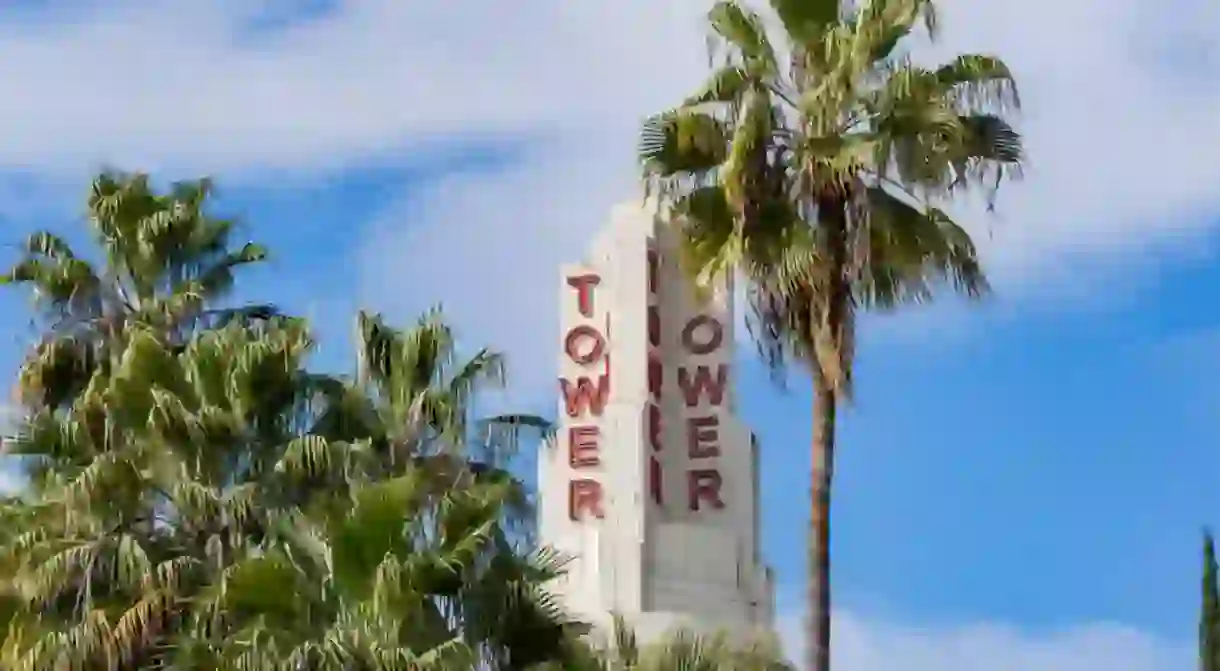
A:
[775,610,1191,671]
[344,0,1220,396]
[0,0,707,172]
[0,0,1210,269]
[356,132,638,400]
[0,0,1216,350]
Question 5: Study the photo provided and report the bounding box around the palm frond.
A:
[640,111,731,184]
[707,1,779,77]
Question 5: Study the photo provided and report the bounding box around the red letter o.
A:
[565,325,606,364]
[681,315,723,355]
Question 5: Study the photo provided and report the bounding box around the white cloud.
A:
[0,0,1212,271]
[355,131,640,401]
[775,610,1191,671]
[921,0,1220,290]
[342,0,1220,396]
[1,0,1217,350]
[0,0,708,172]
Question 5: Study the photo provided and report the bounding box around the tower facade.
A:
[539,200,775,644]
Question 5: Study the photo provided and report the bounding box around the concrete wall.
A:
[541,200,775,644]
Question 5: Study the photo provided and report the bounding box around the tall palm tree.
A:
[2,169,273,410]
[640,1,1023,669]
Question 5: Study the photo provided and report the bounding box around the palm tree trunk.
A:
[808,379,836,671]
[808,187,850,671]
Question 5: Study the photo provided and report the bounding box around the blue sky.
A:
[758,269,1220,634]
[0,0,1216,668]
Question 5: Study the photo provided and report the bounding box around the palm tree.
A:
[640,1,1023,669]
[2,169,273,410]
[536,615,793,671]
[0,170,567,667]
[248,309,571,670]
[298,308,550,528]
[0,318,316,668]
[0,307,565,668]
[176,473,580,670]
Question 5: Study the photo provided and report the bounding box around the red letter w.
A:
[560,375,610,417]
[678,365,728,407]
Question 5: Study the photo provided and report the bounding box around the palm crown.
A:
[641,0,1020,393]
[3,170,273,410]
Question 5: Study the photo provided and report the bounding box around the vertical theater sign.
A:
[560,272,609,521]
[540,201,774,643]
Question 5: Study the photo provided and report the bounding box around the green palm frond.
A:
[642,0,1023,386]
[769,0,840,43]
[958,114,1022,163]
[3,170,274,413]
[686,66,752,107]
[640,111,731,183]
[936,54,1020,111]
[708,1,778,77]
[851,0,937,62]
[476,413,554,473]
[857,186,988,308]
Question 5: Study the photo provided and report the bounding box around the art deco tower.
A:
[539,200,774,643]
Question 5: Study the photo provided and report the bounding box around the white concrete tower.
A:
[539,200,775,644]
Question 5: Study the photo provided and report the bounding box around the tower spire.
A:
[540,200,774,644]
